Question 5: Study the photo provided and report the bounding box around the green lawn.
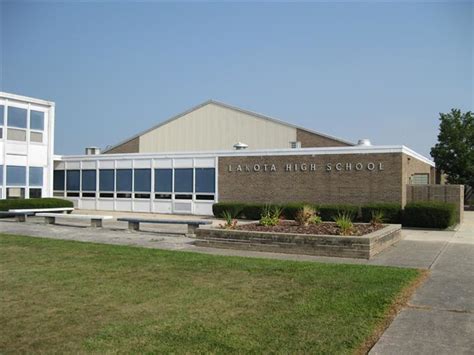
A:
[0,234,421,354]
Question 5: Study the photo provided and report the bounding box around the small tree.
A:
[430,109,474,201]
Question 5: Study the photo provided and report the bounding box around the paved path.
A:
[370,212,474,354]
[1,210,473,353]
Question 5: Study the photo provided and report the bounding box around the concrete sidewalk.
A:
[370,212,474,354]
[1,211,473,353]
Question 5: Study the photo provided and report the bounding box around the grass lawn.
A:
[0,234,422,354]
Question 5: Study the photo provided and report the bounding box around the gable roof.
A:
[102,99,354,153]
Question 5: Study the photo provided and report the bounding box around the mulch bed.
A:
[235,221,385,236]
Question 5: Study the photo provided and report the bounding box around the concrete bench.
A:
[0,211,34,222]
[9,207,74,214]
[36,213,113,228]
[117,218,212,236]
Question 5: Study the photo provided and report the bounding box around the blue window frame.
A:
[99,169,114,191]
[116,169,132,192]
[174,168,193,193]
[82,170,96,191]
[66,170,80,191]
[29,167,43,187]
[6,166,26,186]
[30,110,45,131]
[155,169,172,192]
[195,168,215,193]
[53,170,65,190]
[7,107,27,128]
[134,169,151,192]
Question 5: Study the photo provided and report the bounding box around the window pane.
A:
[7,187,25,199]
[116,169,132,191]
[7,107,27,128]
[0,105,4,125]
[29,188,42,198]
[0,165,3,184]
[195,168,215,193]
[30,110,44,130]
[174,168,193,193]
[155,169,172,192]
[134,169,151,192]
[99,169,114,191]
[30,131,43,143]
[66,170,80,191]
[54,170,65,190]
[29,167,43,187]
[7,166,26,186]
[7,128,27,141]
[82,170,96,191]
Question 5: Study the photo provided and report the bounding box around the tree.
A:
[430,109,474,198]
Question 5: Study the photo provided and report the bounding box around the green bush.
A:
[0,198,73,212]
[361,203,402,224]
[318,204,359,222]
[281,202,310,220]
[241,203,268,220]
[402,202,456,229]
[212,202,246,218]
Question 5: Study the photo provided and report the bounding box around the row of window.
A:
[0,165,44,186]
[54,168,215,199]
[0,105,45,142]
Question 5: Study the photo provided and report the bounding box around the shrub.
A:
[0,198,73,212]
[334,212,354,236]
[281,203,309,220]
[219,210,238,229]
[241,203,267,220]
[309,215,322,225]
[295,205,317,226]
[402,202,456,229]
[361,203,401,224]
[259,205,282,226]
[370,210,385,226]
[212,202,246,219]
[319,204,359,222]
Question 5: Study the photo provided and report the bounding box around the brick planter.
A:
[195,224,402,259]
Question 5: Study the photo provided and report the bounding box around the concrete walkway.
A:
[370,212,474,354]
[1,210,473,353]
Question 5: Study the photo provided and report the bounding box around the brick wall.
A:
[296,129,352,147]
[406,184,464,223]
[218,153,405,205]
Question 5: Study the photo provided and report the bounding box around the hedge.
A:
[402,202,456,229]
[318,204,359,221]
[0,198,73,212]
[360,203,402,224]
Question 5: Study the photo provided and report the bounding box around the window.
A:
[7,107,27,128]
[29,167,43,187]
[82,170,96,197]
[116,169,132,198]
[30,110,44,130]
[174,168,193,193]
[7,128,27,141]
[82,170,96,191]
[30,132,43,143]
[0,105,4,125]
[155,169,172,192]
[411,174,429,185]
[0,165,3,184]
[29,188,42,198]
[7,187,25,199]
[134,169,151,192]
[195,168,215,193]
[66,170,80,191]
[290,141,301,149]
[53,170,65,190]
[99,169,114,198]
[7,166,26,186]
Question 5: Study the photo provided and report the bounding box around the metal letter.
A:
[335,163,342,171]
[367,163,375,171]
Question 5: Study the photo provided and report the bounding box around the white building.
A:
[0,92,55,199]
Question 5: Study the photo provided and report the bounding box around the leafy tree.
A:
[430,109,474,196]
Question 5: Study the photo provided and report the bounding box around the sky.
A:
[1,1,473,157]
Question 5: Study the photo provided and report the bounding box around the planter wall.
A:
[195,224,402,259]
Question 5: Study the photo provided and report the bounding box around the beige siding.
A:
[139,103,297,153]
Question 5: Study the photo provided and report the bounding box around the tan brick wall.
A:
[104,137,140,154]
[406,184,464,223]
[296,129,352,147]
[401,153,434,205]
[218,153,404,205]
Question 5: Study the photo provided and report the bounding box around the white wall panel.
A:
[133,200,151,212]
[5,154,27,166]
[194,158,215,168]
[66,161,80,169]
[98,160,114,169]
[140,103,297,153]
[29,146,49,166]
[194,202,214,216]
[173,158,193,168]
[154,201,172,213]
[154,159,172,168]
[133,159,152,168]
[116,160,133,168]
[97,199,114,211]
[5,143,28,155]
[81,161,96,169]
